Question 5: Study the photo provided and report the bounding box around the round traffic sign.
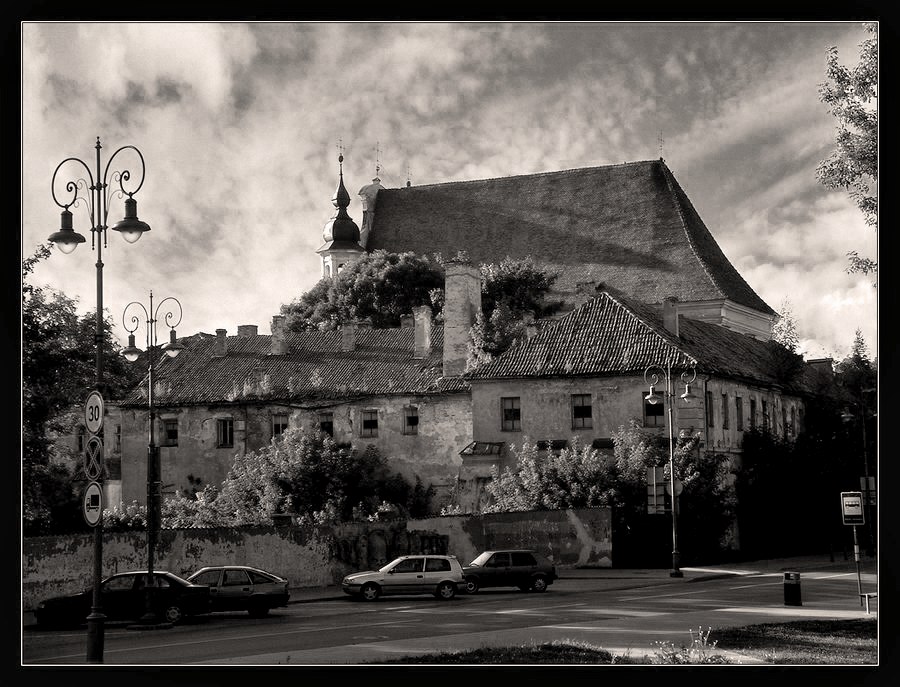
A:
[84,435,104,481]
[83,482,103,527]
[84,391,105,434]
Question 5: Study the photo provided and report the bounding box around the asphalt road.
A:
[21,554,878,666]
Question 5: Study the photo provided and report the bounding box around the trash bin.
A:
[783,571,802,606]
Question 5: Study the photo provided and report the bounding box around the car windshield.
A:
[378,558,403,573]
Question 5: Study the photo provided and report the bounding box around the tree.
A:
[22,243,140,534]
[771,298,799,353]
[281,250,445,330]
[817,22,877,277]
[161,427,430,527]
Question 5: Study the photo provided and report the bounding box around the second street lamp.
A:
[122,291,184,625]
[47,136,150,662]
[644,361,697,578]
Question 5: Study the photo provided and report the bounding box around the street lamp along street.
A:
[47,137,151,663]
[122,291,184,625]
[644,361,697,578]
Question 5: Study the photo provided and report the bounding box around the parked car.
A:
[186,565,291,617]
[342,554,464,601]
[462,549,557,594]
[33,570,211,628]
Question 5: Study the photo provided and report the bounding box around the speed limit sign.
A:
[84,391,105,435]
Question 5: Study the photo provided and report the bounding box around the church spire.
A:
[317,151,363,279]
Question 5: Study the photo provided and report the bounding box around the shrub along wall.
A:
[22,507,612,611]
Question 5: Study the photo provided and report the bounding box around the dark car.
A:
[462,549,557,594]
[33,570,211,628]
[186,565,291,617]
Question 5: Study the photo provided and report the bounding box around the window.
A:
[536,439,568,452]
[403,406,419,435]
[762,400,769,432]
[571,394,593,429]
[425,558,451,573]
[161,419,178,447]
[272,413,289,439]
[511,552,538,566]
[782,406,788,438]
[361,409,378,438]
[460,441,504,456]
[735,397,744,431]
[115,424,122,452]
[643,393,664,427]
[216,418,234,448]
[487,552,511,568]
[501,397,521,431]
[790,407,796,437]
[722,393,729,429]
[706,391,714,428]
[392,558,424,573]
[750,398,757,429]
[318,412,334,436]
[223,569,251,586]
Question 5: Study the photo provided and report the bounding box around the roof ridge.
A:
[380,159,661,192]
[658,161,724,298]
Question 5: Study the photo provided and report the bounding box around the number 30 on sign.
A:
[84,391,105,435]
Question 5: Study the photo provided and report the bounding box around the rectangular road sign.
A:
[841,491,865,526]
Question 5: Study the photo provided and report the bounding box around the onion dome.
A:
[320,154,362,248]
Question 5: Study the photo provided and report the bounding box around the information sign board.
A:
[841,491,865,526]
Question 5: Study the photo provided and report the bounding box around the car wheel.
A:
[464,578,480,594]
[163,604,183,624]
[360,583,381,601]
[435,582,456,600]
[531,575,548,593]
[248,605,270,618]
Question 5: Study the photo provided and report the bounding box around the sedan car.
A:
[462,549,557,594]
[342,554,464,601]
[186,565,291,617]
[33,570,211,628]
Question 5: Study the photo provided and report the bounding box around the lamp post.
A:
[122,291,184,625]
[644,361,697,578]
[47,137,151,663]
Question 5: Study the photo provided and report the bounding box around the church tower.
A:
[316,154,364,279]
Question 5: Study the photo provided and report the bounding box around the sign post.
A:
[841,492,865,603]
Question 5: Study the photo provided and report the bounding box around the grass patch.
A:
[366,619,877,665]
[713,618,877,665]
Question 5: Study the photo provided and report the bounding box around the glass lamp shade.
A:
[164,329,184,358]
[680,384,697,402]
[111,197,150,243]
[122,334,142,362]
[48,209,86,254]
[645,385,662,405]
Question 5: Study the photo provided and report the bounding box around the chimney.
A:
[214,328,227,357]
[443,254,482,376]
[413,305,432,359]
[806,358,835,380]
[237,324,258,337]
[663,296,680,337]
[341,320,357,352]
[400,313,414,329]
[270,315,288,355]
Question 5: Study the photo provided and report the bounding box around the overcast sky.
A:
[21,21,877,362]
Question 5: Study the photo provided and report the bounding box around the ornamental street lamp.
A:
[47,137,150,663]
[644,362,697,578]
[122,291,184,625]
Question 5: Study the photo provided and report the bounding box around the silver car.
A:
[341,554,464,601]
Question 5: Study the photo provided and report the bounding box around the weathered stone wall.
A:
[23,507,611,611]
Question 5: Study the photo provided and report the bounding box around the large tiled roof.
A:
[119,326,467,407]
[366,159,775,316]
[467,288,813,394]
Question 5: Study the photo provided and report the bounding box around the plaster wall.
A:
[23,507,612,611]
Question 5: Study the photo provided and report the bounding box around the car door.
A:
[217,568,253,609]
[483,552,512,588]
[422,557,453,593]
[385,557,425,595]
[101,573,144,620]
[190,569,225,610]
[510,551,538,587]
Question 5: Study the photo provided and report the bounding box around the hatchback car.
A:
[187,565,291,617]
[342,554,464,601]
[33,570,211,627]
[462,549,557,594]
